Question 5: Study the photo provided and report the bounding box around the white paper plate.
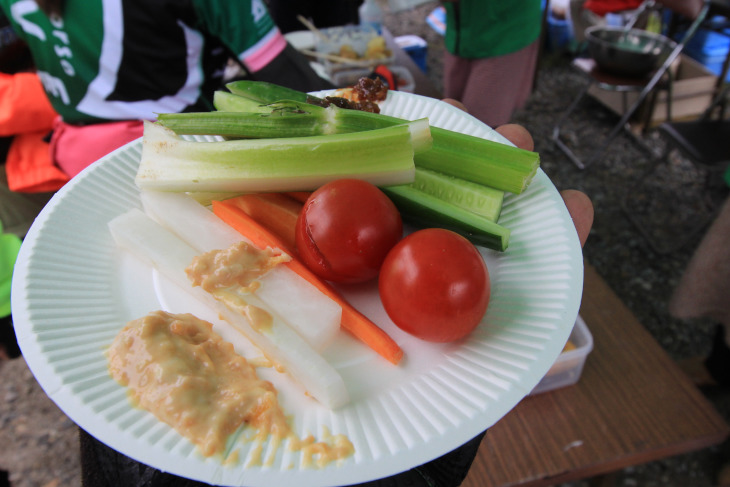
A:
[11,91,583,486]
[285,30,316,51]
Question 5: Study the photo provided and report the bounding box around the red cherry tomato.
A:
[378,228,490,342]
[295,179,403,283]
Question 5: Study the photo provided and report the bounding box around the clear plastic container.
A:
[359,0,384,33]
[530,315,593,395]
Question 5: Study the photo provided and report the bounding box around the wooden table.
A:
[462,262,730,487]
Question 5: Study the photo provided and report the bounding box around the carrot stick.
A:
[285,191,313,204]
[225,193,302,252]
[212,200,404,365]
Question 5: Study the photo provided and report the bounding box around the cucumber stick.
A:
[157,101,399,138]
[226,80,320,105]
[213,90,273,113]
[410,168,504,222]
[383,185,510,251]
[135,119,431,193]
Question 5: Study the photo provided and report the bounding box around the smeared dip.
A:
[108,311,354,465]
[107,241,354,467]
[108,311,286,457]
[185,241,289,333]
[186,241,289,295]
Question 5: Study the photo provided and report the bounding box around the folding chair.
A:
[621,81,730,254]
[552,0,711,169]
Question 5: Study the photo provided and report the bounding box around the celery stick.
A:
[299,105,539,194]
[164,103,538,194]
[383,185,510,251]
[135,119,430,193]
[418,126,538,195]
[410,168,504,222]
[218,82,539,193]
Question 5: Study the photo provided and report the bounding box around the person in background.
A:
[1,62,66,194]
[0,9,64,239]
[264,0,361,34]
[0,0,333,179]
[669,196,730,486]
[441,0,543,128]
[670,197,730,389]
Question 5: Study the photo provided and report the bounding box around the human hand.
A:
[492,123,594,248]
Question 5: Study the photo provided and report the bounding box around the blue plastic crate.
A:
[686,27,730,58]
[394,35,428,73]
[546,9,574,52]
[682,20,730,81]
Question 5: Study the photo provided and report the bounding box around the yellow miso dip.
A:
[184,241,290,333]
[107,310,288,458]
[108,241,354,466]
[107,311,354,465]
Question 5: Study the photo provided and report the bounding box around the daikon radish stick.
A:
[140,190,341,351]
[108,209,350,409]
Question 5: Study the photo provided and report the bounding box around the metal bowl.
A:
[585,25,677,77]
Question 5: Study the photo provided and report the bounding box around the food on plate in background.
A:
[364,36,391,59]
[338,44,359,59]
[332,35,392,62]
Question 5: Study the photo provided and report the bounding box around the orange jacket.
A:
[1,72,68,192]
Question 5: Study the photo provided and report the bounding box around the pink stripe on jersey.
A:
[241,28,287,72]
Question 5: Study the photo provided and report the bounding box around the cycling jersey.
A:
[0,0,286,123]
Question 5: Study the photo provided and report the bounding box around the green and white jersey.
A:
[0,0,285,123]
[444,1,542,59]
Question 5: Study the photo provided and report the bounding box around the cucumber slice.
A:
[382,185,510,251]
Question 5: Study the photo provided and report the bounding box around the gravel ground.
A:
[1,2,729,486]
